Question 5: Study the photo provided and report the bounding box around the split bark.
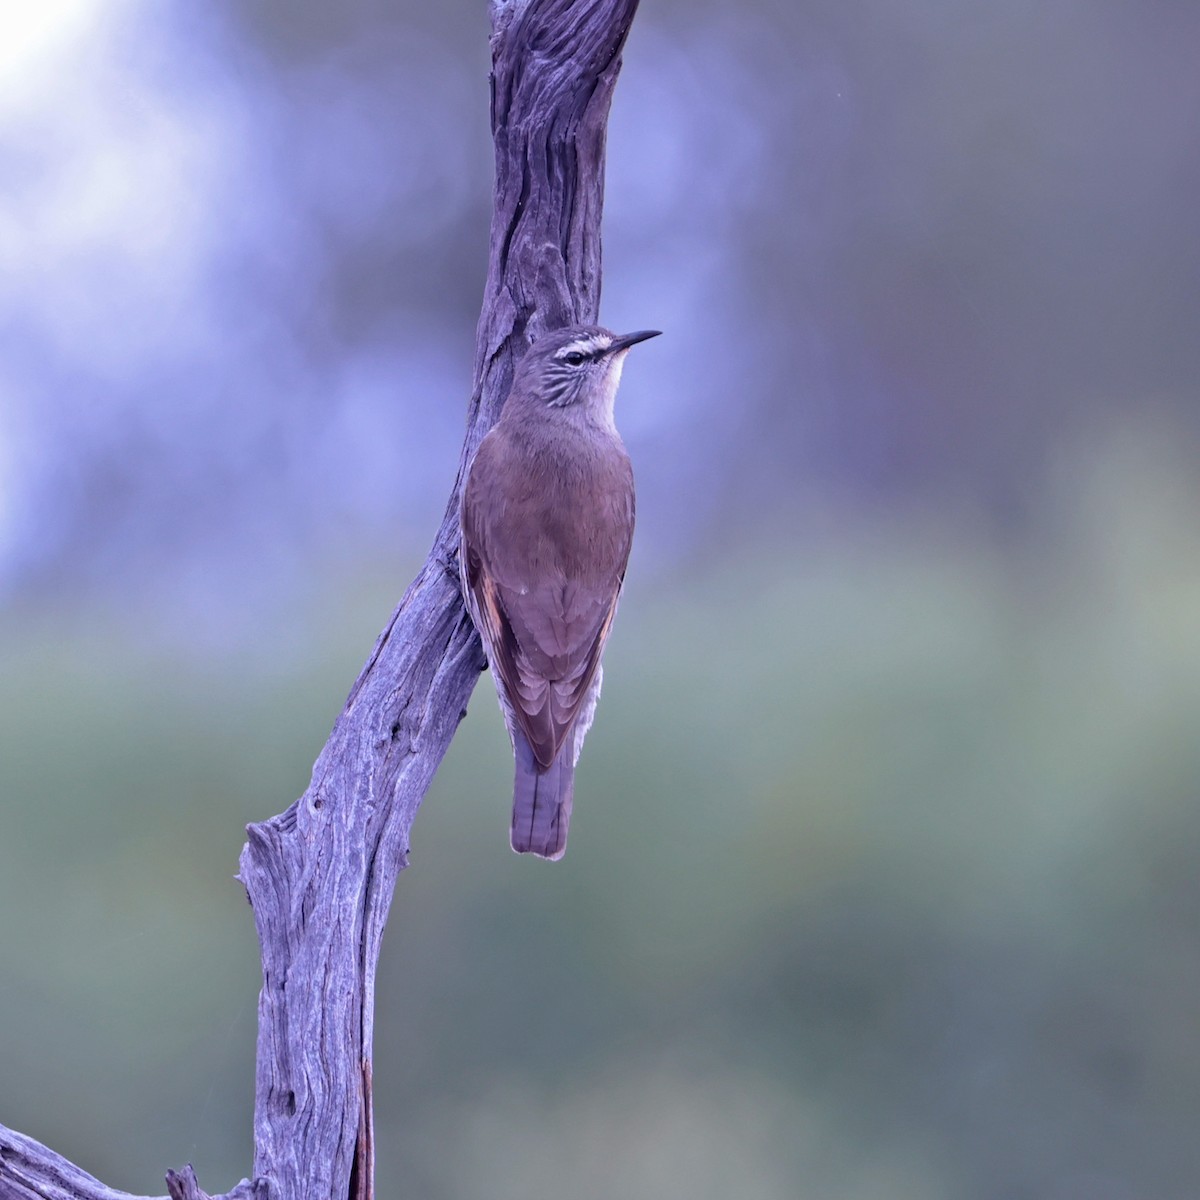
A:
[0,1,642,1197]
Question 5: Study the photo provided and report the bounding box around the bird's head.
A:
[510,324,661,422]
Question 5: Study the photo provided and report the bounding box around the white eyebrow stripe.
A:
[555,334,612,359]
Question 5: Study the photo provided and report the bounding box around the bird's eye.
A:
[563,351,586,366]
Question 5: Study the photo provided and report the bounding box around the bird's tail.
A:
[511,730,574,860]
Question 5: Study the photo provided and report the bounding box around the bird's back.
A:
[466,411,635,594]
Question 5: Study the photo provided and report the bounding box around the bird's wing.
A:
[495,577,622,768]
[460,440,630,770]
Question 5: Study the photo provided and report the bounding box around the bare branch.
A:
[0,2,641,1198]
[0,1126,255,1200]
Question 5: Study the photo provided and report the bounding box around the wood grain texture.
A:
[0,1,641,1198]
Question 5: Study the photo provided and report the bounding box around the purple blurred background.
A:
[2,3,1199,1198]
[5,1,1195,613]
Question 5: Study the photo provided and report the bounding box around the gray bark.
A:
[0,1,641,1197]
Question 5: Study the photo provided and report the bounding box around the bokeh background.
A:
[2,1,1199,1197]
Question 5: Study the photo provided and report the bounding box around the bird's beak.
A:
[607,329,662,354]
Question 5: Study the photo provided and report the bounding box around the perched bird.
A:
[460,323,660,859]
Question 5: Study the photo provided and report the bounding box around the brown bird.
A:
[460,323,660,859]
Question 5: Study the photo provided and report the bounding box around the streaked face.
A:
[537,328,619,410]
[518,325,659,419]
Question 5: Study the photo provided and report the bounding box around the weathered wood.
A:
[0,1,641,1198]
[0,1127,258,1200]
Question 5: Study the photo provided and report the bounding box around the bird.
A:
[459,322,660,859]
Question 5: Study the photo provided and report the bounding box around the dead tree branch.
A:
[0,1,642,1197]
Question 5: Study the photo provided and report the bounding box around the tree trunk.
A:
[0,1,642,1197]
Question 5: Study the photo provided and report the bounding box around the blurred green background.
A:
[3,1,1200,1198]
